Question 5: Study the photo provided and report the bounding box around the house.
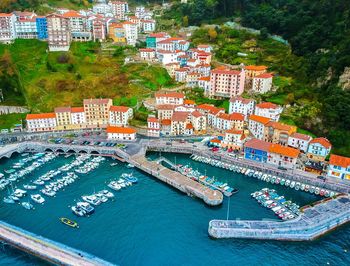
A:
[123,21,138,46]
[160,119,171,135]
[36,16,48,40]
[106,126,136,141]
[207,68,245,98]
[196,63,211,77]
[198,76,211,93]
[54,107,72,130]
[254,102,283,122]
[83,98,113,128]
[63,11,91,42]
[139,48,156,60]
[186,72,199,88]
[244,65,268,85]
[109,106,133,126]
[156,50,177,65]
[327,154,350,180]
[92,3,112,15]
[175,68,189,82]
[244,138,271,163]
[197,51,212,64]
[171,112,190,136]
[263,121,297,145]
[248,115,271,140]
[0,13,16,43]
[108,23,125,43]
[268,144,300,169]
[146,32,170,49]
[147,116,160,137]
[307,137,332,162]
[92,19,106,41]
[109,1,128,20]
[222,129,247,150]
[141,19,156,32]
[229,97,255,119]
[155,91,184,105]
[252,73,273,94]
[190,111,206,134]
[157,104,176,120]
[46,13,71,51]
[288,133,312,153]
[196,104,225,128]
[70,107,86,128]
[26,113,57,132]
[215,113,245,131]
[197,44,212,53]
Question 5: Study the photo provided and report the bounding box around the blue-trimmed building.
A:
[36,16,48,40]
[244,139,271,163]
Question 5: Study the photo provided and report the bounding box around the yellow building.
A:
[263,121,297,145]
[108,23,126,44]
[54,107,72,131]
[83,98,113,128]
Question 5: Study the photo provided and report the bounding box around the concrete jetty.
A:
[208,195,350,241]
[130,154,223,206]
[0,221,113,265]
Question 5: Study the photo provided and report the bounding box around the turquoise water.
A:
[0,152,349,266]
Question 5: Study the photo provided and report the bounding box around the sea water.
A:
[0,152,349,266]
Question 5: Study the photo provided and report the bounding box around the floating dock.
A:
[0,221,113,265]
[208,195,350,241]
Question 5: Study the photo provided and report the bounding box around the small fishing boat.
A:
[126,164,135,169]
[31,194,45,204]
[77,202,95,215]
[110,163,118,166]
[71,205,86,217]
[3,197,15,204]
[21,201,34,210]
[60,217,79,228]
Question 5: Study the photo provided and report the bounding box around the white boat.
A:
[14,189,26,198]
[31,194,45,204]
[126,164,135,169]
[71,205,86,217]
[82,195,101,206]
[99,190,114,198]
[21,201,34,210]
[77,202,95,215]
[108,181,121,191]
[23,184,37,190]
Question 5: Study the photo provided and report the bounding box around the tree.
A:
[182,16,189,27]
[259,27,268,40]
[208,28,218,41]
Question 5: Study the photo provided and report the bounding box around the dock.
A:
[0,221,113,265]
[208,195,350,241]
[130,154,223,206]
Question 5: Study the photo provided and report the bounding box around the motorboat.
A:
[23,184,37,190]
[108,181,121,191]
[3,197,15,204]
[99,190,114,198]
[14,189,27,198]
[21,201,34,210]
[126,164,135,169]
[71,205,86,217]
[82,195,101,206]
[77,202,95,215]
[31,194,45,204]
[60,217,79,228]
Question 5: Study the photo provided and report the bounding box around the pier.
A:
[208,195,350,240]
[0,221,113,265]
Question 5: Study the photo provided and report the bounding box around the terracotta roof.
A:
[230,96,254,104]
[26,113,56,120]
[191,110,204,118]
[210,138,221,144]
[245,65,267,71]
[0,13,13,17]
[196,104,224,115]
[256,102,279,109]
[123,21,136,25]
[54,107,71,113]
[139,48,154,52]
[226,129,243,135]
[71,107,84,113]
[198,76,210,81]
[63,11,82,18]
[184,99,195,105]
[171,112,189,122]
[155,91,185,98]
[269,144,300,158]
[255,73,273,79]
[106,126,136,134]
[217,113,244,121]
[266,121,295,132]
[186,123,194,129]
[109,106,131,113]
[157,104,177,110]
[211,68,240,75]
[290,132,312,141]
[249,114,271,124]
[149,32,168,38]
[329,154,350,168]
[310,137,332,149]
[244,139,272,152]
[83,98,111,105]
[161,119,171,126]
[147,117,159,123]
[198,45,210,48]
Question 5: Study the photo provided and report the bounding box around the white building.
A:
[13,12,37,39]
[287,132,312,153]
[142,19,156,33]
[254,102,283,122]
[252,73,273,93]
[109,106,133,126]
[175,68,188,82]
[139,48,156,60]
[109,1,128,20]
[327,154,350,180]
[190,111,206,133]
[157,50,178,65]
[229,97,255,119]
[215,113,245,131]
[123,21,138,46]
[106,126,136,141]
[222,129,246,150]
[268,144,300,169]
[26,113,57,132]
[47,13,71,52]
[248,114,271,140]
[198,77,211,93]
[63,11,91,42]
[147,116,160,137]
[70,107,86,125]
[155,91,185,105]
[93,3,112,15]
[0,13,16,43]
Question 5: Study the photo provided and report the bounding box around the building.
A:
[36,16,48,40]
[190,111,206,134]
[106,126,136,141]
[147,116,160,137]
[0,13,16,43]
[92,19,106,41]
[70,107,86,128]
[63,11,91,42]
[165,62,180,77]
[155,91,184,105]
[139,48,156,60]
[196,104,225,128]
[14,12,37,39]
[222,129,246,150]
[156,50,177,65]
[83,98,113,128]
[252,73,273,94]
[307,137,332,162]
[263,121,297,145]
[327,154,350,180]
[244,65,268,85]
[244,138,271,163]
[229,97,255,118]
[268,144,300,169]
[207,68,245,98]
[175,68,189,82]
[146,32,170,49]
[198,76,211,93]
[108,23,125,43]
[248,114,271,140]
[93,3,112,15]
[215,113,245,131]
[109,106,133,126]
[197,44,212,53]
[170,112,189,136]
[46,14,71,51]
[54,107,72,130]
[288,132,312,153]
[123,21,138,46]
[254,102,283,122]
[142,19,156,32]
[109,1,128,20]
[26,113,57,132]
[160,119,171,135]
[157,104,176,120]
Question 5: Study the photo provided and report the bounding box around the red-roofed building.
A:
[248,114,271,140]
[197,44,212,53]
[70,107,86,127]
[328,154,350,180]
[147,116,160,137]
[268,143,300,168]
[109,1,129,20]
[215,113,245,131]
[13,11,37,40]
[307,137,332,162]
[190,111,206,134]
[252,73,273,94]
[263,121,297,145]
[139,48,156,60]
[198,76,211,92]
[244,65,268,84]
[155,91,185,105]
[171,112,190,135]
[196,104,225,127]
[26,113,57,132]
[208,67,246,99]
[106,126,136,141]
[92,19,106,42]
[254,102,283,122]
[0,13,16,43]
[222,129,247,150]
[47,13,71,51]
[83,98,113,128]
[288,132,313,152]
[109,106,133,126]
[229,96,255,119]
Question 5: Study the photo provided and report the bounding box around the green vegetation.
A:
[0,113,26,130]
[0,40,173,113]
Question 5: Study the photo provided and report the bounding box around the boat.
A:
[110,163,118,166]
[21,201,34,210]
[23,184,37,190]
[126,164,135,169]
[31,194,45,204]
[122,173,138,183]
[3,197,15,204]
[99,190,114,198]
[14,189,27,198]
[60,217,79,228]
[71,205,86,217]
[77,202,95,215]
[108,181,121,191]
[82,195,101,206]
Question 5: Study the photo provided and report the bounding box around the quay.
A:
[0,221,113,265]
[208,195,350,241]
